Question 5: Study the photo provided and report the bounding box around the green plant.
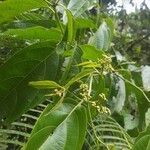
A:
[0,0,150,149]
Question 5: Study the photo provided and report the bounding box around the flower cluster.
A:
[90,93,111,114]
[97,54,114,73]
[53,89,65,97]
[46,88,65,97]
[79,83,91,101]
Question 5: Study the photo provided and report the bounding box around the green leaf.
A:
[80,44,104,61]
[24,98,87,150]
[29,81,63,89]
[77,61,98,68]
[64,69,93,89]
[135,124,150,142]
[3,26,62,41]
[0,41,59,123]
[133,135,150,150]
[66,0,96,17]
[105,17,115,41]
[89,22,111,51]
[75,18,96,29]
[65,10,75,43]
[0,0,47,24]
[0,19,57,32]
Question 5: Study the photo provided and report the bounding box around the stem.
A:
[44,0,63,34]
[96,2,101,27]
[60,42,77,83]
[55,0,60,4]
[54,7,64,34]
[49,91,66,113]
[88,75,93,97]
[68,90,83,101]
[44,0,55,13]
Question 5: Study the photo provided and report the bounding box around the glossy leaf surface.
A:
[67,0,96,17]
[0,0,47,24]
[4,26,62,41]
[25,98,87,150]
[89,22,111,51]
[0,41,59,123]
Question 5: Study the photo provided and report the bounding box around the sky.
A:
[116,0,150,13]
